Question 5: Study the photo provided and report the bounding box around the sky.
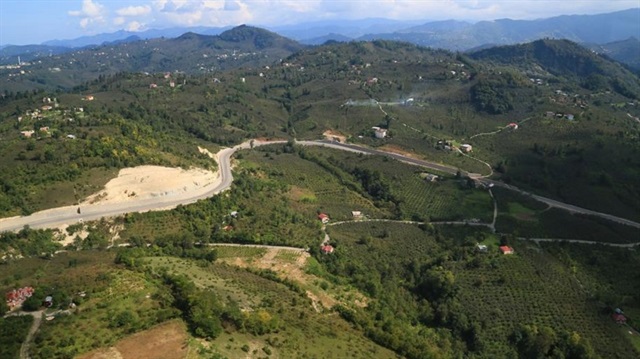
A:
[0,0,638,45]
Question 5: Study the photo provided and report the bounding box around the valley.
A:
[0,20,639,359]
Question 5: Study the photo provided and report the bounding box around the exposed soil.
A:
[78,320,189,359]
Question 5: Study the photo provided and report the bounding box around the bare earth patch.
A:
[78,320,188,359]
[81,165,219,205]
[219,248,340,309]
[378,144,418,158]
[322,130,347,143]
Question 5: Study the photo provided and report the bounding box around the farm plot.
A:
[242,149,390,220]
[143,256,396,359]
[302,147,494,222]
[453,244,639,358]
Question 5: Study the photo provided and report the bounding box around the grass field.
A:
[0,315,33,359]
[142,256,397,358]
[325,221,639,358]
[493,187,639,243]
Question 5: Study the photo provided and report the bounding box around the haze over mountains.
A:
[1,8,638,68]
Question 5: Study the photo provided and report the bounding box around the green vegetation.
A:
[0,36,639,359]
[0,316,33,359]
[318,221,638,358]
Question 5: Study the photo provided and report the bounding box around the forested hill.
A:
[0,25,305,93]
[470,39,640,99]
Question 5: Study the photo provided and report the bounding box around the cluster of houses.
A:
[435,140,472,153]
[544,111,575,120]
[476,244,514,255]
[5,286,34,310]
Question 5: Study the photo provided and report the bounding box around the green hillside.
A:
[1,35,639,359]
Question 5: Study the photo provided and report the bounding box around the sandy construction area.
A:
[82,165,219,205]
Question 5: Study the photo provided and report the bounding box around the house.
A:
[149,83,158,89]
[507,122,518,130]
[20,130,35,138]
[223,225,233,231]
[321,244,334,254]
[230,211,238,218]
[421,173,439,182]
[39,126,50,133]
[477,244,488,252]
[372,127,388,139]
[366,77,378,85]
[83,95,94,101]
[352,211,363,219]
[41,105,53,111]
[6,286,34,309]
[460,144,473,153]
[318,213,330,224]
[43,295,53,308]
[499,246,514,255]
[612,313,627,324]
[169,81,175,88]
[565,114,575,120]
[66,134,76,139]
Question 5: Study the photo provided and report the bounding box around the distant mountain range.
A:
[0,26,303,92]
[2,8,638,68]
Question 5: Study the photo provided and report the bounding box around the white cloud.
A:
[126,21,145,32]
[68,0,105,18]
[113,17,125,25]
[116,5,152,17]
[68,0,107,30]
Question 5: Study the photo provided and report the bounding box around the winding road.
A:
[1,139,639,234]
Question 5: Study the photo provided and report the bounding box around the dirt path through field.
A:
[19,310,43,359]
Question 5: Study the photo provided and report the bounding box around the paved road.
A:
[1,138,639,233]
[303,140,640,230]
[0,140,279,233]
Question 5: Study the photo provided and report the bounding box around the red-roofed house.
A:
[499,246,514,255]
[6,286,34,309]
[507,123,518,130]
[318,213,330,224]
[321,245,334,254]
[612,313,627,324]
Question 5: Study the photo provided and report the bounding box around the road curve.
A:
[0,140,281,233]
[1,139,639,233]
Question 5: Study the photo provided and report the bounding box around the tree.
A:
[0,300,8,316]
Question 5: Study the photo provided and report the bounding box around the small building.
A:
[421,173,439,182]
[372,127,387,139]
[321,244,334,254]
[83,95,94,101]
[66,134,76,139]
[230,211,238,218]
[477,244,488,252]
[318,213,330,224]
[20,130,35,138]
[612,313,627,324]
[41,105,53,111]
[149,83,158,89]
[507,122,518,130]
[43,296,53,308]
[460,144,473,153]
[351,211,362,219]
[39,126,50,133]
[499,246,514,255]
[565,114,574,120]
[223,225,233,231]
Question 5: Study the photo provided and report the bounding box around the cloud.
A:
[68,0,105,17]
[113,17,125,25]
[126,21,145,32]
[116,5,152,17]
[68,0,106,29]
